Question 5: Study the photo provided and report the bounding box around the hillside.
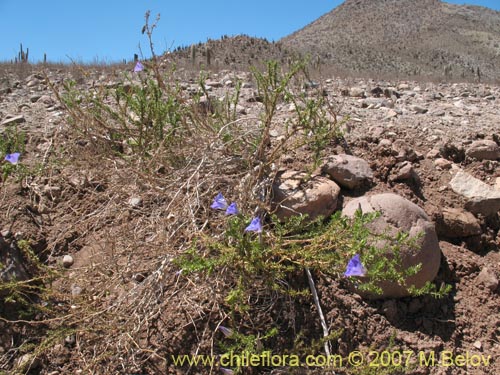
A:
[281,0,500,80]
[169,34,290,71]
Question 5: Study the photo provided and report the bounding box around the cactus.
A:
[444,64,452,79]
[314,55,321,70]
[190,45,196,65]
[44,53,47,64]
[206,46,211,66]
[18,43,29,63]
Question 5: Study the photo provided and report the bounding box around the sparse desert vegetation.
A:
[1,2,500,375]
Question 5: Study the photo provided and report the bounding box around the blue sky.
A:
[1,0,499,63]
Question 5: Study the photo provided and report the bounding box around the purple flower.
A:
[220,368,234,375]
[217,326,233,338]
[225,202,239,216]
[344,254,367,277]
[245,217,262,233]
[4,152,21,165]
[210,192,228,210]
[134,61,144,72]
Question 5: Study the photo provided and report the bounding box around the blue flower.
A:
[217,326,233,338]
[4,152,21,165]
[134,61,144,72]
[225,202,239,216]
[245,217,262,233]
[344,254,367,277]
[210,192,228,210]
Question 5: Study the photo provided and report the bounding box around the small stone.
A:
[430,109,445,117]
[26,79,39,87]
[30,94,42,103]
[426,149,440,159]
[1,115,26,126]
[434,158,452,170]
[390,161,418,182]
[205,80,222,88]
[378,139,393,148]
[71,285,83,297]
[65,334,76,346]
[411,105,428,114]
[385,109,398,119]
[128,197,142,208]
[39,95,55,106]
[476,267,499,292]
[322,154,373,189]
[473,341,482,350]
[349,87,365,98]
[62,255,74,268]
[370,126,385,138]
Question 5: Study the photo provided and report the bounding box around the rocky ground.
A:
[0,63,499,374]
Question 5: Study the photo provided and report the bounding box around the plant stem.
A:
[305,267,333,365]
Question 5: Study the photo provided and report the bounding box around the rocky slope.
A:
[0,62,499,374]
[281,0,500,81]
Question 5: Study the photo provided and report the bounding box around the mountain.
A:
[281,0,500,80]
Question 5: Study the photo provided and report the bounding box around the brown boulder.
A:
[435,207,482,238]
[465,140,500,161]
[343,193,441,299]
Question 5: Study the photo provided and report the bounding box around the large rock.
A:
[322,154,373,189]
[272,170,340,221]
[435,207,482,238]
[465,140,500,161]
[449,170,500,216]
[343,193,441,299]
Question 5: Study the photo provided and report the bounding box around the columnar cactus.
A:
[190,45,196,65]
[206,46,212,66]
[18,43,29,63]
